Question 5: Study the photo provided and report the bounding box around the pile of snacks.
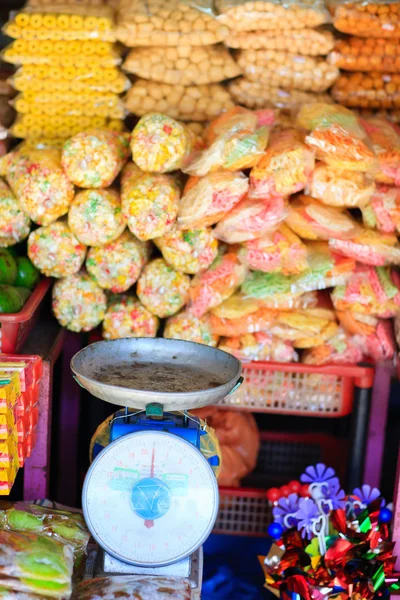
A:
[223,0,338,110]
[3,4,126,143]
[329,0,400,113]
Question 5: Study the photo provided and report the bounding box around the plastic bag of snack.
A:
[125,80,234,123]
[137,258,190,318]
[192,406,260,487]
[68,189,126,247]
[306,163,375,208]
[86,230,150,292]
[61,130,130,188]
[329,0,400,38]
[361,118,400,185]
[12,92,125,120]
[328,37,400,73]
[73,576,191,599]
[361,184,400,233]
[286,195,359,240]
[332,72,400,110]
[331,264,400,317]
[273,302,338,348]
[28,220,86,278]
[249,128,315,197]
[337,309,396,361]
[218,332,298,362]
[52,270,107,332]
[237,224,308,275]
[0,178,31,248]
[210,305,278,336]
[357,108,400,124]
[236,50,339,93]
[214,195,287,244]
[121,163,180,242]
[188,250,248,317]
[226,27,334,54]
[178,171,248,229]
[154,226,218,275]
[212,290,318,321]
[216,0,330,32]
[102,295,159,340]
[302,327,363,364]
[296,102,365,134]
[164,311,219,347]
[0,148,74,226]
[329,227,400,266]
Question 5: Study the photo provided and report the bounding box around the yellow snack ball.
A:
[137,257,190,318]
[164,310,219,347]
[102,295,159,339]
[155,226,218,275]
[0,178,31,247]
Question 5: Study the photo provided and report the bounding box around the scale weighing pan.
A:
[71,337,242,411]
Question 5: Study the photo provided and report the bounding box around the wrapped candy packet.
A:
[0,178,31,247]
[73,576,191,600]
[28,220,86,278]
[329,227,400,266]
[210,305,278,336]
[306,163,375,208]
[361,117,400,185]
[137,258,190,318]
[286,195,359,240]
[237,225,308,275]
[218,332,298,363]
[164,311,219,347]
[61,130,130,188]
[102,295,159,340]
[249,128,315,197]
[361,184,400,233]
[154,226,218,275]
[178,171,248,229]
[86,230,150,292]
[0,148,74,226]
[121,163,180,242]
[188,250,248,317]
[301,327,363,365]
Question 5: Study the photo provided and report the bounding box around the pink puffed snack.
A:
[102,295,159,340]
[164,310,219,347]
[301,328,364,365]
[218,332,298,363]
[361,184,400,233]
[361,117,400,186]
[155,226,218,275]
[137,258,190,318]
[329,227,400,267]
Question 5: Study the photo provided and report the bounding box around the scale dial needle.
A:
[144,444,156,529]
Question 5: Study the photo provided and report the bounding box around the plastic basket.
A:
[0,279,52,354]
[220,361,374,417]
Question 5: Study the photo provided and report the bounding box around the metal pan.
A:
[71,337,242,411]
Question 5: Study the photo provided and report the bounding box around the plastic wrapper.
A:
[210,305,278,336]
[102,295,159,340]
[9,115,125,142]
[306,163,375,208]
[116,0,228,47]
[332,72,400,110]
[329,227,400,266]
[68,189,125,247]
[137,258,190,318]
[361,118,400,185]
[214,195,287,244]
[296,101,365,133]
[211,290,318,321]
[0,179,31,248]
[272,302,338,348]
[361,184,400,233]
[0,148,74,226]
[286,195,359,240]
[86,230,149,292]
[192,406,260,487]
[164,310,219,347]
[237,225,308,275]
[330,0,400,38]
[0,530,73,598]
[226,27,334,54]
[52,270,107,332]
[328,37,400,73]
[205,106,276,144]
[13,92,125,120]
[125,80,234,123]
[131,114,192,174]
[123,45,241,86]
[331,264,400,318]
[302,327,363,364]
[3,5,116,42]
[2,40,121,67]
[337,310,396,361]
[61,130,130,188]
[28,220,86,278]
[73,576,191,599]
[188,250,248,317]
[178,171,248,229]
[236,50,339,93]
[227,78,331,110]
[120,164,180,241]
[216,0,330,31]
[154,226,218,275]
[249,128,315,197]
[219,332,298,362]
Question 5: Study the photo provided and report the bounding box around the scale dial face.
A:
[83,430,219,567]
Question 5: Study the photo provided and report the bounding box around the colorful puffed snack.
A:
[210,305,278,336]
[28,220,87,278]
[154,226,218,275]
[307,163,375,208]
[0,178,31,247]
[301,327,364,365]
[137,258,190,318]
[286,195,359,240]
[218,332,298,363]
[164,310,219,347]
[337,314,396,362]
[361,117,400,186]
[361,184,400,233]
[272,302,339,349]
[102,295,159,339]
[329,227,400,266]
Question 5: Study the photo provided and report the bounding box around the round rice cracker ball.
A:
[102,295,159,339]
[164,310,219,347]
[28,220,87,278]
[52,271,107,332]
[155,226,218,274]
[137,257,190,318]
[0,179,31,247]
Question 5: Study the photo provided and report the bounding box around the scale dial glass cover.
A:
[82,430,219,567]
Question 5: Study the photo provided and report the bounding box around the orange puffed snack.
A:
[332,72,400,110]
[328,37,400,73]
[361,117,400,185]
[210,306,278,337]
[330,0,400,38]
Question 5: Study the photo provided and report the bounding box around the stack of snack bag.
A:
[2,1,127,144]
[119,0,237,123]
[222,0,339,111]
[328,0,400,121]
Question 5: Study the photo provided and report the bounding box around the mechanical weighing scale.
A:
[71,338,242,595]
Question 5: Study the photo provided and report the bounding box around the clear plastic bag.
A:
[0,178,31,248]
[329,0,400,38]
[332,72,400,110]
[137,258,190,318]
[9,114,125,141]
[301,327,363,364]
[155,226,218,275]
[218,332,298,362]
[286,195,359,240]
[329,227,400,266]
[361,184,400,233]
[215,0,330,32]
[164,310,219,347]
[116,0,228,47]
[328,37,400,73]
[306,163,375,208]
[226,27,334,54]
[210,305,278,336]
[13,92,125,119]
[73,576,191,600]
[272,302,338,348]
[337,310,396,361]
[249,128,315,197]
[2,40,121,67]
[102,295,159,339]
[361,117,400,185]
[122,45,241,86]
[236,50,339,93]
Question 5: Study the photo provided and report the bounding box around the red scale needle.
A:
[144,444,156,529]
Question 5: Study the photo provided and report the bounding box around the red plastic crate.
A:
[219,361,374,417]
[0,279,52,354]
